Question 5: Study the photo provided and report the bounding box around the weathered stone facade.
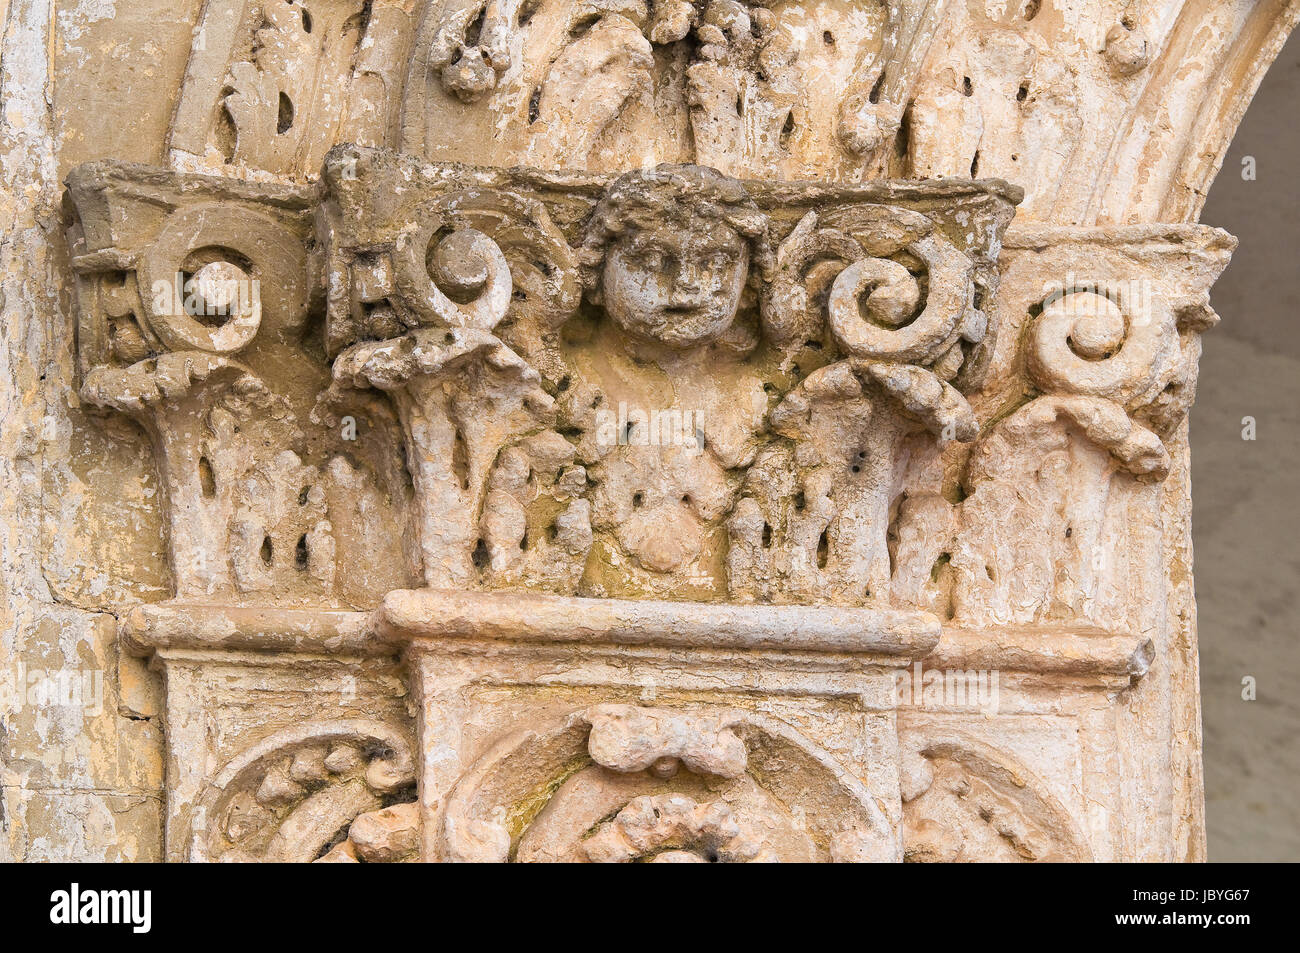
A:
[2,0,1296,862]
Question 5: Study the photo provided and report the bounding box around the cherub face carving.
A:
[582,164,768,350]
[603,225,750,348]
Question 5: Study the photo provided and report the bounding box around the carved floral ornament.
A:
[69,134,1231,861]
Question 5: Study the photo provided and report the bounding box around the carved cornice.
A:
[924,625,1154,683]
[119,598,1150,686]
[120,604,376,657]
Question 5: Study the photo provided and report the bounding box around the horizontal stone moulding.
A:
[119,599,1152,683]
[924,626,1155,682]
[373,588,942,659]
[1002,222,1238,255]
[120,603,375,657]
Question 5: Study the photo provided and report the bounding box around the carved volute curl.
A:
[973,224,1236,485]
[320,145,576,589]
[729,192,1001,605]
[1025,282,1219,472]
[889,223,1237,633]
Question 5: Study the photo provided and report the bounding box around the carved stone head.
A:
[581,165,769,349]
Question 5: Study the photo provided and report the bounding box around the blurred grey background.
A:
[1196,28,1300,862]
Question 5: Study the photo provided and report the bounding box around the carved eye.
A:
[639,249,667,272]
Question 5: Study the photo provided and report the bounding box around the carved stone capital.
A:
[61,138,1236,865]
[315,144,1017,604]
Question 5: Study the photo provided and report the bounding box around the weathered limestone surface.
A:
[1,0,1296,862]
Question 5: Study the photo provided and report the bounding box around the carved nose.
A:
[674,262,708,294]
[670,276,709,310]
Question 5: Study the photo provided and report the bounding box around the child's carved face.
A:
[602,216,750,349]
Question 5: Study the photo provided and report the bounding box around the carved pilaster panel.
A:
[381,589,927,862]
[116,611,412,862]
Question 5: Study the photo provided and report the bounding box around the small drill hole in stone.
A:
[277,92,295,134]
[199,456,216,498]
[780,112,796,149]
